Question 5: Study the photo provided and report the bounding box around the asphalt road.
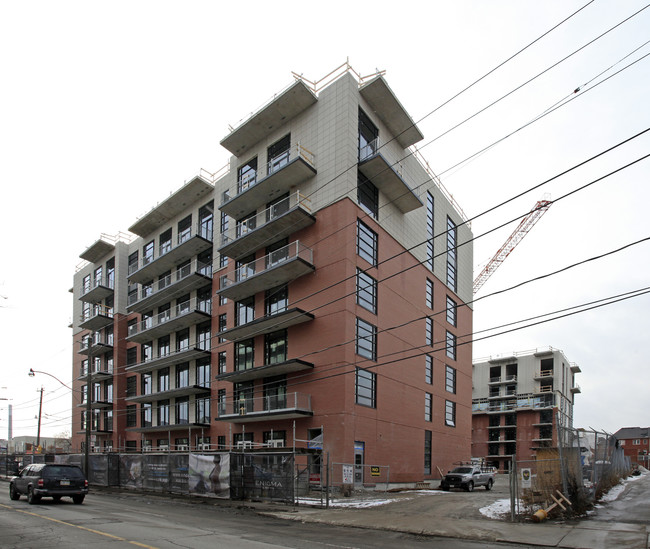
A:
[0,488,537,549]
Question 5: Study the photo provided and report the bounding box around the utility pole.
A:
[36,387,43,451]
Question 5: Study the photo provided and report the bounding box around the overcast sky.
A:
[1,1,648,439]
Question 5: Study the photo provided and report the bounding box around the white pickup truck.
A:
[440,465,495,492]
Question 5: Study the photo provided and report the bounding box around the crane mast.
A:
[473,199,552,294]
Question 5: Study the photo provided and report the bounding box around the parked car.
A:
[9,463,88,504]
[440,465,495,492]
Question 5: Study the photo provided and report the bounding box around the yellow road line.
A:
[0,503,159,548]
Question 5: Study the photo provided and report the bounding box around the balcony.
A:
[125,384,211,403]
[126,346,211,374]
[80,276,114,304]
[78,337,113,356]
[79,305,114,331]
[77,400,113,410]
[126,421,210,433]
[215,392,312,423]
[358,138,422,213]
[488,390,517,400]
[534,369,554,380]
[128,225,213,284]
[220,144,316,219]
[218,308,314,342]
[127,297,211,343]
[220,79,318,157]
[77,368,114,382]
[359,75,424,149]
[537,385,554,394]
[218,190,315,260]
[571,384,581,394]
[217,241,314,301]
[217,358,314,383]
[128,175,214,237]
[127,259,212,314]
[487,375,517,385]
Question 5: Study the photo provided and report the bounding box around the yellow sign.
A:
[370,466,380,476]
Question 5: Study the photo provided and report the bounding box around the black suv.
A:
[10,464,88,504]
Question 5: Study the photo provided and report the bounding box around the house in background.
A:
[472,347,580,471]
[614,427,649,468]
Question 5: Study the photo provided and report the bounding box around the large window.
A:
[358,172,378,219]
[425,393,432,422]
[142,373,152,395]
[178,215,192,244]
[175,397,189,424]
[236,296,255,326]
[126,376,137,398]
[355,368,376,408]
[197,321,210,351]
[446,331,457,360]
[158,335,170,357]
[128,251,139,275]
[445,400,456,427]
[158,400,170,426]
[445,365,457,394]
[237,157,257,192]
[196,397,210,424]
[357,220,378,266]
[197,358,211,387]
[236,210,257,238]
[355,318,377,361]
[235,339,254,371]
[267,134,290,174]
[265,330,287,365]
[141,403,152,428]
[446,216,457,292]
[176,363,189,388]
[143,240,154,265]
[266,285,288,316]
[126,405,137,427]
[446,296,457,327]
[356,269,377,313]
[158,368,170,392]
[263,375,287,410]
[159,228,172,256]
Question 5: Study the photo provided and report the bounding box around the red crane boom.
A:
[473,199,552,294]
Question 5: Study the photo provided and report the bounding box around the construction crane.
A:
[473,197,553,294]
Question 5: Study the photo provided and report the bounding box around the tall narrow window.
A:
[196,396,210,424]
[355,368,377,408]
[445,400,456,427]
[196,358,211,388]
[424,430,432,475]
[446,216,457,292]
[356,220,378,266]
[446,331,457,360]
[426,317,433,346]
[128,251,139,275]
[356,269,377,314]
[236,296,255,326]
[355,318,377,361]
[425,393,432,422]
[143,240,154,265]
[445,365,457,394]
[426,279,434,310]
[159,228,172,256]
[358,171,378,219]
[427,192,434,271]
[235,339,254,371]
[106,257,115,288]
[446,296,457,327]
[358,108,378,161]
[266,285,288,316]
[175,397,189,424]
[176,363,189,388]
[199,200,214,241]
[217,352,226,375]
[425,355,433,385]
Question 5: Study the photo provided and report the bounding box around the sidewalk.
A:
[260,487,649,549]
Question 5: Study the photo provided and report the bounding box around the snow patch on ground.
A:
[297,489,450,509]
[479,498,515,519]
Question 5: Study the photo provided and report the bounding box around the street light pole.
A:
[36,387,43,451]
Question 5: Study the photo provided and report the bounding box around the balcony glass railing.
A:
[225,144,315,203]
[217,392,311,418]
[219,241,313,290]
[220,191,312,247]
[127,259,212,306]
[131,223,213,273]
[127,297,211,337]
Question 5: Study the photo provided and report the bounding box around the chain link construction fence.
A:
[509,425,631,520]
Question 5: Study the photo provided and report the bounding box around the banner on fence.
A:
[188,453,230,498]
